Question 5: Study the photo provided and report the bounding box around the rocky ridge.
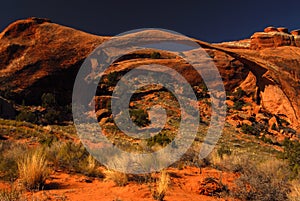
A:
[0,18,299,141]
[250,26,300,49]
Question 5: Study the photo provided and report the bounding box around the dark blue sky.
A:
[1,0,300,43]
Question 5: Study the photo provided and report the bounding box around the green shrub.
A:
[0,142,28,181]
[130,109,150,127]
[46,141,102,177]
[16,110,37,124]
[38,134,58,147]
[41,93,56,108]
[261,135,274,144]
[281,138,300,177]
[233,87,246,100]
[107,72,120,85]
[232,160,290,201]
[150,52,161,59]
[217,144,232,159]
[0,156,18,181]
[43,108,61,124]
[233,100,245,110]
[147,133,172,147]
[241,123,257,135]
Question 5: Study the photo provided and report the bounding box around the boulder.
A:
[239,71,257,95]
[261,85,298,128]
[264,26,278,33]
[250,32,294,49]
[294,36,300,47]
[291,30,300,36]
[268,116,279,131]
[277,27,289,33]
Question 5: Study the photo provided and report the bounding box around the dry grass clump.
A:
[103,169,128,186]
[209,149,247,173]
[209,146,291,200]
[289,180,300,201]
[79,154,102,177]
[45,141,102,177]
[232,158,290,201]
[153,169,170,201]
[0,142,27,181]
[18,149,49,190]
[0,186,23,201]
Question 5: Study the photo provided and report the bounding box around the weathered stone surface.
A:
[0,17,109,105]
[0,18,299,132]
[277,27,289,33]
[250,27,300,49]
[268,116,279,131]
[264,26,278,33]
[294,36,300,47]
[239,71,257,95]
[261,85,297,127]
[250,32,294,49]
[291,30,300,36]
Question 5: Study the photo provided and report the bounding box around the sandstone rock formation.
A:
[291,30,300,36]
[0,17,109,105]
[250,26,300,49]
[264,26,279,33]
[0,18,299,134]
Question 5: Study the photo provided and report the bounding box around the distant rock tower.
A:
[250,26,300,49]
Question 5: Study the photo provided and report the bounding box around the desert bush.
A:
[261,134,274,144]
[46,141,86,170]
[150,52,161,59]
[147,133,172,147]
[233,100,245,110]
[240,123,257,135]
[46,141,101,177]
[232,159,290,201]
[281,138,300,177]
[41,93,56,108]
[233,87,246,100]
[0,154,18,181]
[209,150,245,172]
[38,134,58,147]
[153,170,170,201]
[106,71,120,86]
[0,186,23,201]
[0,142,27,181]
[43,108,61,124]
[104,169,128,186]
[288,180,300,201]
[79,154,102,177]
[199,176,229,197]
[16,110,37,124]
[18,149,49,190]
[217,144,232,159]
[130,109,150,127]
